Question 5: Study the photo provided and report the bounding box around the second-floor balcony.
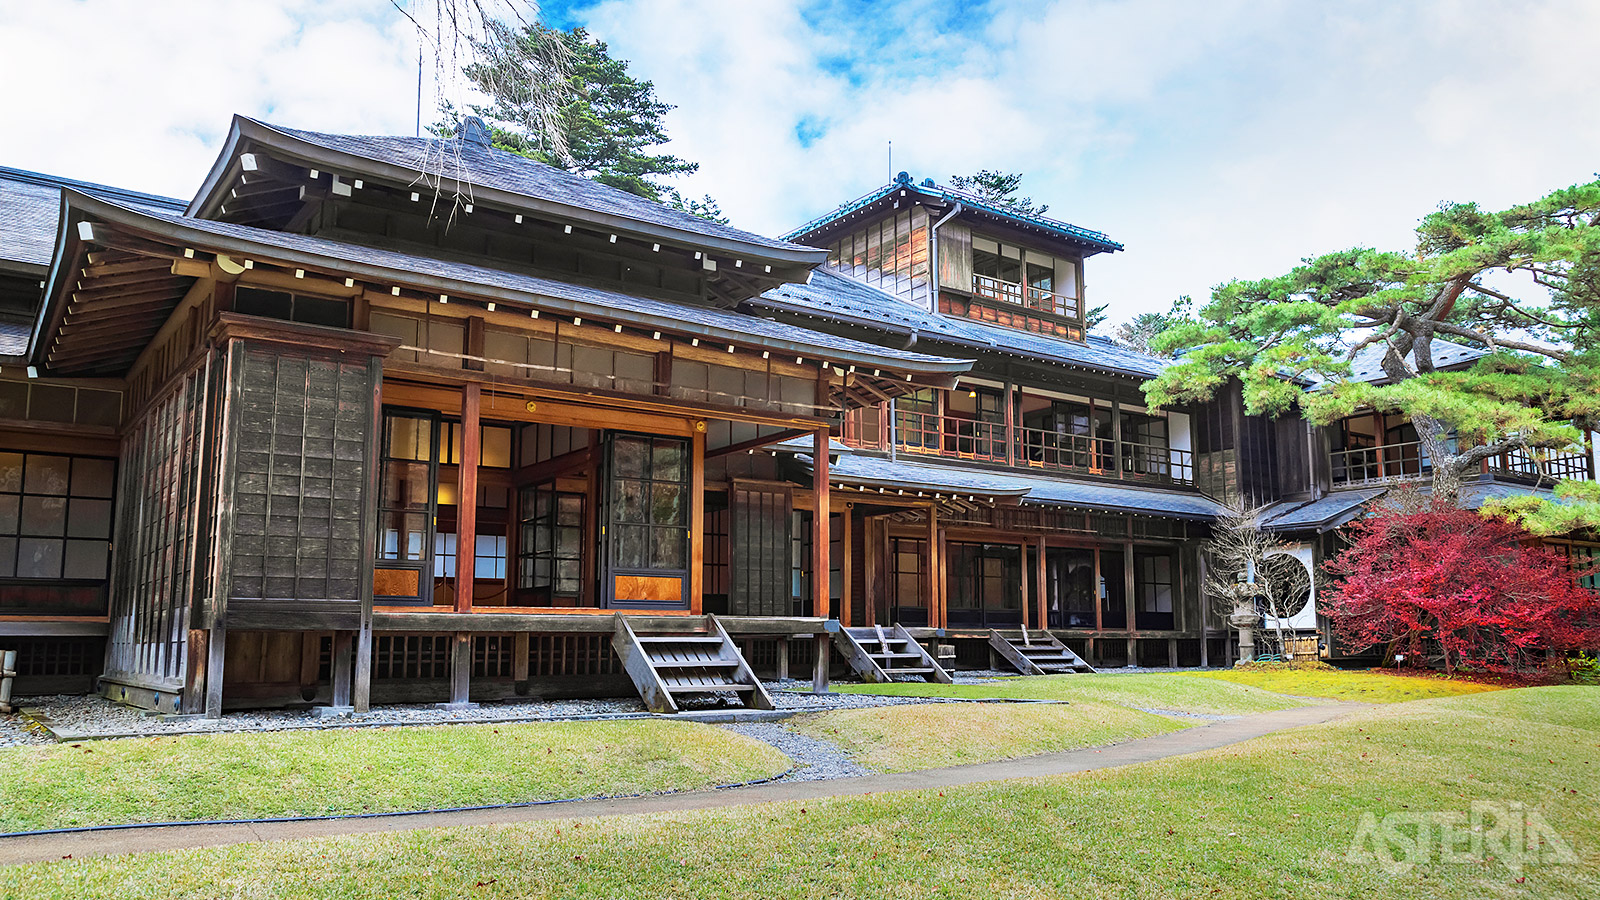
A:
[1330,438,1593,487]
[971,274,1085,323]
[883,411,1194,486]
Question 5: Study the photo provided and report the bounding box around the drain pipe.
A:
[927,202,964,314]
[1,649,15,714]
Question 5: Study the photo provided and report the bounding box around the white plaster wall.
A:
[1262,543,1318,632]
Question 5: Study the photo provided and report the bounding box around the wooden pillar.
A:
[777,638,790,681]
[1004,380,1017,467]
[927,504,942,629]
[840,507,853,627]
[446,631,474,707]
[1035,535,1048,631]
[1018,537,1030,630]
[456,384,481,613]
[1124,540,1136,633]
[513,633,530,688]
[863,517,878,627]
[1371,410,1387,477]
[1168,637,1179,668]
[812,427,831,620]
[812,633,830,692]
[1112,397,1124,479]
[353,627,372,714]
[1093,546,1104,632]
[583,430,600,608]
[690,425,706,615]
[330,631,354,708]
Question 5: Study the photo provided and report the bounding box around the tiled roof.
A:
[1,166,183,269]
[785,174,1123,254]
[757,269,1169,378]
[251,120,815,255]
[1261,488,1387,532]
[810,453,1226,519]
[72,195,971,375]
[0,320,29,356]
[1318,339,1490,387]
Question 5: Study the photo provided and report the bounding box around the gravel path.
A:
[719,723,872,781]
[13,684,937,741]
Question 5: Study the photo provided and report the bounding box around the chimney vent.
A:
[461,116,492,147]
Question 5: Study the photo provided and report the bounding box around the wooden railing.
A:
[1330,439,1592,486]
[888,414,1195,485]
[971,274,1084,322]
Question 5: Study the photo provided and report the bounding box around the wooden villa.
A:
[1,119,1595,715]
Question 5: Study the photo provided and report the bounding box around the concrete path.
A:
[0,703,1356,866]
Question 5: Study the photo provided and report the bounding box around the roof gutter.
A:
[926,202,963,315]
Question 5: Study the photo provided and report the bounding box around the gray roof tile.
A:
[1,166,184,269]
[1262,488,1387,531]
[0,319,29,356]
[813,453,1225,519]
[260,120,814,255]
[84,196,969,374]
[757,269,1168,378]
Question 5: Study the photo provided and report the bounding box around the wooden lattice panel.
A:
[228,348,368,603]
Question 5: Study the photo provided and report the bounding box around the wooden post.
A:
[840,507,854,627]
[353,627,372,714]
[812,633,830,692]
[583,430,600,608]
[1124,540,1137,633]
[1112,397,1124,479]
[927,504,942,629]
[863,517,878,627]
[690,425,706,614]
[445,630,474,708]
[777,638,790,681]
[812,427,831,620]
[1035,535,1048,631]
[1371,410,1387,478]
[456,384,481,613]
[513,633,530,688]
[1004,380,1017,467]
[1018,537,1030,630]
[330,631,354,707]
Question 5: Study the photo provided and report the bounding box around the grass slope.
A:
[790,701,1189,772]
[835,673,1311,715]
[0,720,789,832]
[8,686,1595,899]
[1187,667,1503,703]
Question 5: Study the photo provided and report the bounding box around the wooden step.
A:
[611,614,776,713]
[988,629,1097,675]
[833,623,953,685]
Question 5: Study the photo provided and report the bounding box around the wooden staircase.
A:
[611,614,775,714]
[988,629,1096,675]
[834,624,953,684]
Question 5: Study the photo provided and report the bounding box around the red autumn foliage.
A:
[1322,503,1600,673]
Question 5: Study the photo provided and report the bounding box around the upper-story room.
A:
[782,172,1123,342]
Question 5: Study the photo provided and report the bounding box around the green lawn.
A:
[834,672,1312,715]
[789,701,1189,772]
[1187,666,1505,703]
[0,720,789,832]
[8,686,1595,898]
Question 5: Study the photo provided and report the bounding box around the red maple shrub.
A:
[1322,503,1600,673]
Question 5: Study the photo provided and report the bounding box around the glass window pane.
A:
[384,461,431,509]
[652,529,685,570]
[652,439,685,482]
[380,511,428,560]
[613,437,648,477]
[71,458,116,498]
[67,498,112,539]
[616,479,646,524]
[63,540,108,580]
[651,483,683,526]
[24,455,70,495]
[16,537,63,578]
[0,452,21,492]
[21,496,66,536]
[615,525,648,568]
[0,536,13,576]
[0,495,17,534]
[482,427,512,468]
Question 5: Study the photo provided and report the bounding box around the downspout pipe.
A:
[927,202,964,315]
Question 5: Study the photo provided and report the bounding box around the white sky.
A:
[2,0,1596,326]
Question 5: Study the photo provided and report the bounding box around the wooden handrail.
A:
[971,274,1084,321]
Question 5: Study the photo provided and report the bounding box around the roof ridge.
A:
[0,164,185,210]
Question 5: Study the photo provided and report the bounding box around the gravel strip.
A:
[719,723,873,781]
[15,684,940,741]
[1,712,52,748]
[1134,706,1240,721]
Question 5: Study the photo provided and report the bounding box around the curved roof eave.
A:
[55,191,972,377]
[189,116,829,268]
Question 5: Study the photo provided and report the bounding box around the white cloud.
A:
[3,0,1596,327]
